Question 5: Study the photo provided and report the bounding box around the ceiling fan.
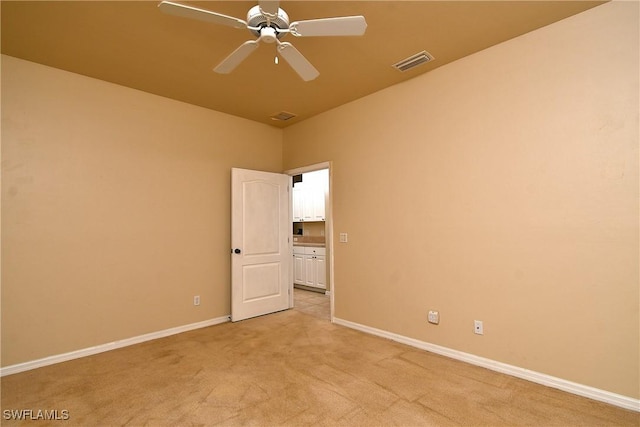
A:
[158,1,367,81]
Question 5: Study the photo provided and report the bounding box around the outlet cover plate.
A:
[474,320,483,335]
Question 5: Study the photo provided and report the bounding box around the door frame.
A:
[285,161,334,321]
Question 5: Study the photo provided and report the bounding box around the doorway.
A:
[286,162,333,321]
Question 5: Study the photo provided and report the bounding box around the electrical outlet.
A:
[339,233,348,243]
[428,310,440,325]
[194,295,200,306]
[474,320,483,335]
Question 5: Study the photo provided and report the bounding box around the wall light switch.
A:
[428,310,440,325]
[339,233,348,243]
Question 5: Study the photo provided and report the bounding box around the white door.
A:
[231,168,290,322]
[302,189,314,221]
[304,255,316,287]
[293,253,305,285]
[315,256,327,288]
[292,185,304,222]
[312,187,326,221]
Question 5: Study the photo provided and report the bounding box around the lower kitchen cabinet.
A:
[313,255,326,288]
[293,246,326,290]
[293,251,305,285]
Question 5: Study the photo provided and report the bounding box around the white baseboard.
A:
[333,317,640,412]
[0,315,231,377]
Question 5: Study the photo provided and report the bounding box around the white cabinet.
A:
[293,246,326,289]
[310,187,326,221]
[304,255,316,286]
[293,248,305,285]
[293,183,325,222]
[293,168,327,222]
[314,255,326,288]
[292,186,305,222]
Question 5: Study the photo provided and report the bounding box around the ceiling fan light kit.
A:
[247,5,289,39]
[158,0,367,81]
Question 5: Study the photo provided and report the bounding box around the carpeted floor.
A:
[1,289,637,426]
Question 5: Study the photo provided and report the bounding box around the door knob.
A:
[234,248,241,254]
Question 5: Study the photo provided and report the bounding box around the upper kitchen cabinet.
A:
[293,185,305,222]
[292,169,328,222]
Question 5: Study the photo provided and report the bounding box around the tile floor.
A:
[293,287,329,320]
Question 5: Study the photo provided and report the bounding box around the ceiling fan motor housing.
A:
[247,5,289,39]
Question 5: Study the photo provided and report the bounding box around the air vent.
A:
[392,51,434,72]
[270,111,297,121]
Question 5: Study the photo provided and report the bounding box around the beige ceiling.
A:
[2,1,605,128]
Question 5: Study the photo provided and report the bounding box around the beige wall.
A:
[1,0,638,402]
[1,55,282,366]
[283,1,639,399]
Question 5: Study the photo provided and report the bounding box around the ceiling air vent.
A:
[392,51,434,72]
[270,111,297,121]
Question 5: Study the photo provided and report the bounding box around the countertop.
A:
[292,236,325,247]
[293,242,325,247]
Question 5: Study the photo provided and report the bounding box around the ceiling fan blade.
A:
[158,1,247,29]
[277,42,319,81]
[289,16,367,37]
[259,1,280,17]
[214,41,260,74]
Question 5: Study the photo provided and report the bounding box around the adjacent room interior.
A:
[1,0,638,424]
